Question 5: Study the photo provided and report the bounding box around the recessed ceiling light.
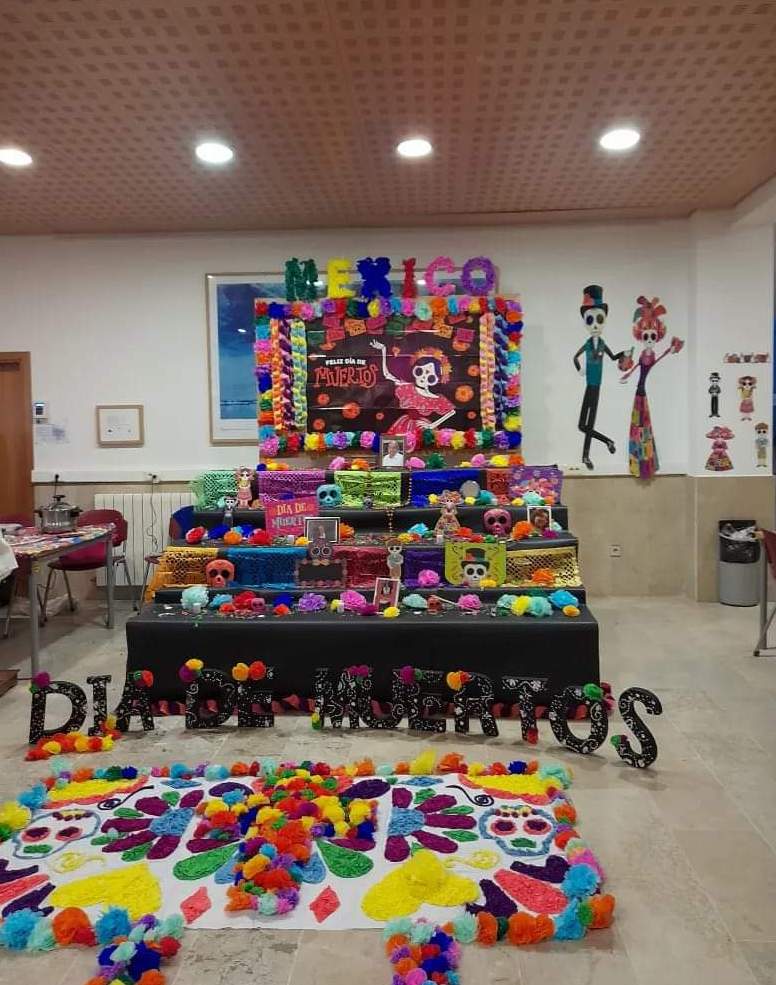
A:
[195,141,234,164]
[599,127,640,152]
[0,147,33,167]
[396,138,433,159]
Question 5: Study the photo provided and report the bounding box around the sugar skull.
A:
[316,483,343,509]
[206,558,235,589]
[461,547,489,588]
[483,507,511,537]
[250,597,266,614]
[13,807,99,858]
[478,804,557,858]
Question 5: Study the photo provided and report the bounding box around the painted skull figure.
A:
[387,544,404,580]
[461,547,489,588]
[316,483,343,509]
[223,495,238,527]
[483,508,511,538]
[478,804,557,858]
[206,559,235,589]
[13,808,99,858]
[412,361,439,388]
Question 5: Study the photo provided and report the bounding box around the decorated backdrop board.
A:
[256,294,522,456]
[306,313,482,434]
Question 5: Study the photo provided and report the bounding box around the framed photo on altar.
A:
[373,577,400,609]
[380,435,405,469]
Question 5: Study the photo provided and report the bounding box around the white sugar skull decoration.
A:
[483,508,511,538]
[13,808,99,859]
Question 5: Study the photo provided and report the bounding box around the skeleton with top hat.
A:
[572,285,625,469]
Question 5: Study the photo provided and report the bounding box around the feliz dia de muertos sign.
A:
[283,255,497,301]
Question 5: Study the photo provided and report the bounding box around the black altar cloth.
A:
[125,605,599,704]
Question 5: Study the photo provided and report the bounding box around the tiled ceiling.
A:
[1,0,775,234]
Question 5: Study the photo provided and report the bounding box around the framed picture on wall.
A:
[96,405,144,447]
[206,273,287,445]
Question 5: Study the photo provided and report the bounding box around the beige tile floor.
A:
[0,596,774,985]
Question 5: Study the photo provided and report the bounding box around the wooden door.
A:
[0,352,33,519]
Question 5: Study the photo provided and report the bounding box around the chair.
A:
[754,529,776,655]
[1,513,45,638]
[42,508,137,615]
[137,505,195,609]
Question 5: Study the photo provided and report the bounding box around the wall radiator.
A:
[94,492,194,586]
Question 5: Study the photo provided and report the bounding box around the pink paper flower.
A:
[458,594,481,612]
[418,569,441,588]
[341,590,367,612]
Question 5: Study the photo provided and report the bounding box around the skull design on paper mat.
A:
[316,483,343,509]
[478,804,558,858]
[206,559,235,589]
[483,508,511,538]
[13,808,99,858]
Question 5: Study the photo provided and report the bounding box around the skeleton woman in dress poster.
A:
[370,341,455,446]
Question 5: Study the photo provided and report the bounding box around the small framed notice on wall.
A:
[96,404,144,447]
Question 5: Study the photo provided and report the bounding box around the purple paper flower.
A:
[332,431,349,450]
[298,593,326,612]
[385,787,476,862]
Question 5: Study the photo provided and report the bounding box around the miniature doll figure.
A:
[708,372,721,418]
[434,493,461,538]
[235,466,254,508]
[386,544,404,581]
[755,422,769,469]
[223,494,237,527]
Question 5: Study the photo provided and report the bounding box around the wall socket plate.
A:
[609,545,622,558]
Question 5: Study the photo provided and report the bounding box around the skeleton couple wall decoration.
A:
[573,285,684,479]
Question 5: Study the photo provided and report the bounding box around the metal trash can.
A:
[719,520,760,606]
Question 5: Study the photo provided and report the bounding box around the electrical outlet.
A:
[608,545,622,558]
[148,473,160,484]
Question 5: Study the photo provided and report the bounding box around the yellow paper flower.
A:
[383,606,400,618]
[563,604,581,617]
[295,536,310,546]
[511,497,524,506]
[480,578,497,588]
[0,801,31,831]
[361,850,478,921]
[464,496,476,506]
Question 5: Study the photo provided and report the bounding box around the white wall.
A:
[690,214,774,475]
[0,221,697,481]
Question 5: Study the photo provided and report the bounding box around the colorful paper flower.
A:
[97,789,204,861]
[385,786,477,861]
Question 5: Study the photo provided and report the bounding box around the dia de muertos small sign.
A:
[264,496,319,539]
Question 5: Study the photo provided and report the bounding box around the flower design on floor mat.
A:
[385,786,477,862]
[95,789,204,861]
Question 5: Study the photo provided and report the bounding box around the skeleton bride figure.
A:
[370,341,456,441]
